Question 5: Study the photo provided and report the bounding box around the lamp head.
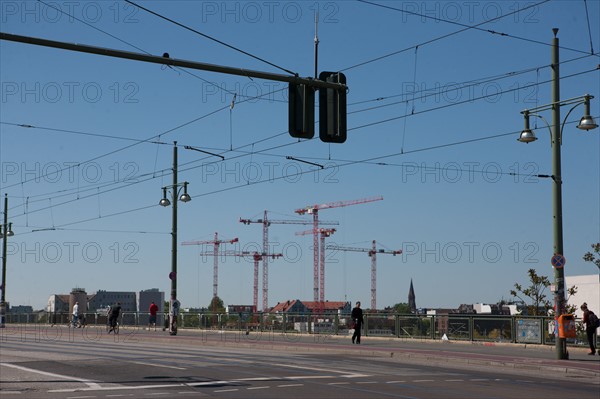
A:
[577,94,598,131]
[518,129,537,143]
[179,182,191,203]
[577,115,598,131]
[159,187,171,207]
[518,111,537,143]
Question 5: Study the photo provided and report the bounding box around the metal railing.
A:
[1,311,597,347]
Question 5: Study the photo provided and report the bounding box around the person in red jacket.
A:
[148,301,159,331]
[581,302,598,355]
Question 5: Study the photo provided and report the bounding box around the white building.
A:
[565,274,600,320]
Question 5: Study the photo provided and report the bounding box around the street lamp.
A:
[1,193,15,328]
[517,29,598,360]
[160,141,191,336]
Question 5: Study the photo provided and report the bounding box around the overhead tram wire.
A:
[124,0,297,76]
[358,0,593,53]
[0,122,168,145]
[347,53,596,108]
[36,0,237,97]
[2,84,290,204]
[11,103,597,228]
[5,64,596,215]
[344,0,596,73]
[347,67,599,125]
[22,121,558,231]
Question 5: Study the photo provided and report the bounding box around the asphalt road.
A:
[1,325,599,398]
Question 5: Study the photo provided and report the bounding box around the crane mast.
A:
[240,211,338,310]
[295,196,383,303]
[326,240,401,310]
[182,232,238,299]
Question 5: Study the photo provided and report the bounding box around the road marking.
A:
[444,379,464,382]
[272,363,361,376]
[328,382,350,385]
[247,386,270,390]
[386,381,406,384]
[1,363,102,389]
[469,379,490,382]
[50,383,187,393]
[66,396,96,399]
[412,379,434,383]
[186,381,231,387]
[277,384,304,388]
[213,389,238,393]
[130,361,186,370]
[356,381,377,384]
[286,375,337,380]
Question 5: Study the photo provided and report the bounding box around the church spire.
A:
[408,279,416,313]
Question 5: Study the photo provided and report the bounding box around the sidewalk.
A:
[163,328,600,380]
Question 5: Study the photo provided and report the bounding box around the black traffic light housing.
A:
[319,71,347,143]
[288,83,315,139]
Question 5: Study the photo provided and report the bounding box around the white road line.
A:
[469,379,490,382]
[328,382,350,385]
[247,386,270,390]
[272,363,362,376]
[356,381,377,384]
[50,383,186,393]
[286,375,337,380]
[277,384,304,388]
[386,381,406,384]
[130,361,186,370]
[213,389,238,393]
[66,396,96,399]
[1,363,101,389]
[412,379,434,383]
[186,381,231,387]
[444,379,464,382]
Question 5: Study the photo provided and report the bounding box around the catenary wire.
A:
[124,0,297,76]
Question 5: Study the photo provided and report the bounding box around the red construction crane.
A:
[182,250,282,310]
[294,196,383,302]
[326,240,402,310]
[182,232,238,299]
[239,211,338,311]
[296,228,336,305]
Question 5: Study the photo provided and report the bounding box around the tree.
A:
[511,268,578,316]
[583,242,600,270]
[510,269,552,316]
[208,296,225,313]
[392,303,412,314]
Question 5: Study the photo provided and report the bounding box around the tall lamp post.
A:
[517,29,598,360]
[159,141,191,336]
[1,193,15,328]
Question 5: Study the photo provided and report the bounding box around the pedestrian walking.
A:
[148,301,159,331]
[169,298,180,335]
[581,302,599,355]
[108,302,122,333]
[351,301,364,344]
[71,302,79,327]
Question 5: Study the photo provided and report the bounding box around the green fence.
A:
[2,311,596,347]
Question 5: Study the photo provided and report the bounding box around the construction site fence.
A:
[2,311,598,347]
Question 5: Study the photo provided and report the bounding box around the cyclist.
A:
[108,302,122,333]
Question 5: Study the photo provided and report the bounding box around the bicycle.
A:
[106,317,119,334]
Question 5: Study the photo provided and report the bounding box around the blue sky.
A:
[1,0,599,311]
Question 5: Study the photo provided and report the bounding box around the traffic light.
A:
[319,71,347,143]
[288,83,315,139]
